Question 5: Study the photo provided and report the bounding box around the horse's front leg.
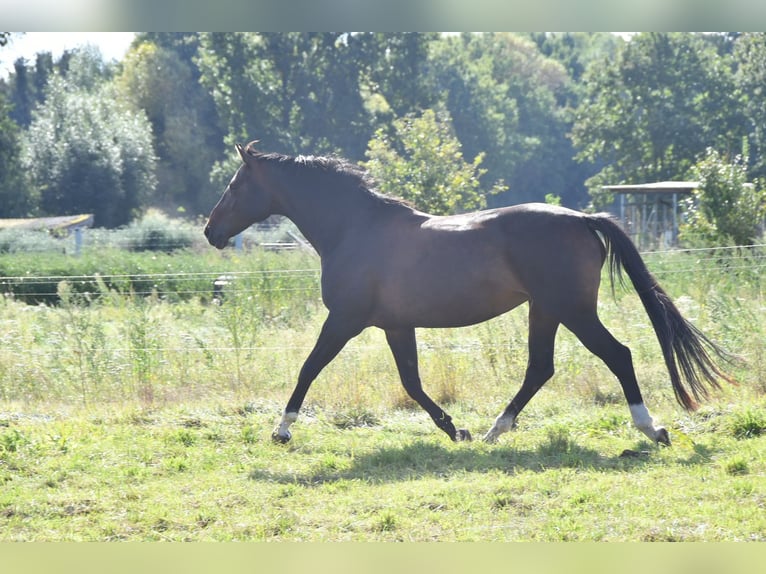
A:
[272,314,363,443]
[385,328,472,442]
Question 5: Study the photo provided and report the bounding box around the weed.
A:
[593,412,628,433]
[538,426,576,456]
[173,429,197,447]
[330,408,380,430]
[0,428,25,453]
[723,457,749,476]
[241,426,259,445]
[729,408,766,439]
[163,457,189,473]
[125,298,162,402]
[372,511,397,533]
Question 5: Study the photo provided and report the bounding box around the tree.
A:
[116,38,222,216]
[23,74,157,228]
[358,32,438,120]
[734,33,766,181]
[197,33,449,197]
[362,108,504,215]
[429,33,582,206]
[0,92,36,217]
[2,46,111,129]
[572,33,745,206]
[680,148,765,246]
[197,32,380,191]
[528,32,621,86]
[7,58,34,127]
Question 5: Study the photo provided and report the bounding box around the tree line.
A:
[1,32,764,243]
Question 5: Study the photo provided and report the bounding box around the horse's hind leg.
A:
[562,311,670,445]
[385,328,471,442]
[484,305,559,443]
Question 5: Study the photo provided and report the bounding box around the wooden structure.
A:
[0,214,94,231]
[601,182,698,250]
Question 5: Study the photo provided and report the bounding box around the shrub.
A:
[681,148,766,246]
[0,229,67,254]
[119,210,198,252]
[729,408,766,440]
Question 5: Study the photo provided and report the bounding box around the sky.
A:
[0,32,135,79]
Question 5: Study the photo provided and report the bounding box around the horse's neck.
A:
[275,179,373,257]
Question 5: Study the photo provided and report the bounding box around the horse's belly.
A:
[372,270,528,329]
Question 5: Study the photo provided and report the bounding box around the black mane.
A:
[252,149,413,209]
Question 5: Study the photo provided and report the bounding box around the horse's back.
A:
[351,203,605,328]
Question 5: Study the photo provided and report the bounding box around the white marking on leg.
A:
[483,412,517,443]
[275,411,298,440]
[630,403,665,443]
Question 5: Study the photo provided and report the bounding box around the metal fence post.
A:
[74,227,83,256]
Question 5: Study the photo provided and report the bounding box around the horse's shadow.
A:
[248,438,715,486]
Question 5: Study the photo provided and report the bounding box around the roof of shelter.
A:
[0,214,94,231]
[602,181,699,194]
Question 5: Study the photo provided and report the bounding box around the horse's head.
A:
[204,141,276,249]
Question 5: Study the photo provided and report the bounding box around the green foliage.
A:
[196,32,374,173]
[0,92,36,217]
[116,39,222,216]
[6,32,766,225]
[363,108,504,215]
[729,408,766,439]
[427,33,581,206]
[733,33,766,181]
[572,33,744,201]
[119,210,197,252]
[22,72,157,228]
[0,239,320,307]
[0,229,62,253]
[680,148,766,246]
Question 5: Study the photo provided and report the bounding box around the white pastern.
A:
[483,412,516,443]
[629,403,665,442]
[275,411,298,438]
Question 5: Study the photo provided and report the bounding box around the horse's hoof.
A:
[271,428,291,444]
[655,427,671,446]
[455,428,472,442]
[482,433,498,444]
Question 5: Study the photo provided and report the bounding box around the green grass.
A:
[0,397,764,541]
[0,244,764,540]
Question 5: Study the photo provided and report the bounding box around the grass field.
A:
[0,244,764,541]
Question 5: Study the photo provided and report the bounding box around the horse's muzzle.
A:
[204,225,228,250]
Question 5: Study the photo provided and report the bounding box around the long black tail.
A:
[585,214,736,411]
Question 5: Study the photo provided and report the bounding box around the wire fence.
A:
[0,268,322,300]
[1,243,763,293]
[1,240,761,405]
[0,244,766,299]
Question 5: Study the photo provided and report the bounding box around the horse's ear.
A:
[236,141,260,165]
[236,143,247,163]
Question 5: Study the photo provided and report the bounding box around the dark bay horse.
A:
[204,141,734,446]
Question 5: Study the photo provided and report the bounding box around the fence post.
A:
[235,233,243,251]
[74,227,83,256]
